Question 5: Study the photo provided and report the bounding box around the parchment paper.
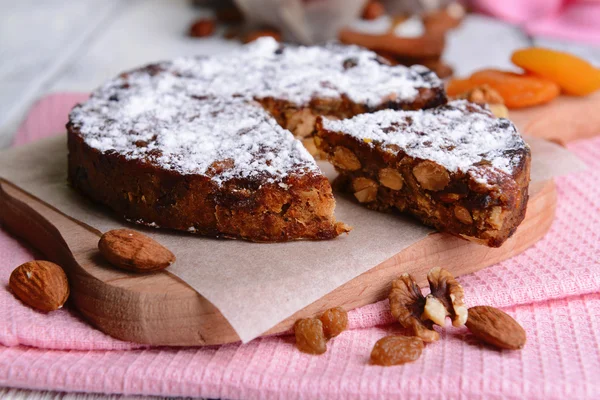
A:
[0,135,586,342]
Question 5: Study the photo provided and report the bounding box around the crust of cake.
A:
[68,127,349,242]
[315,104,531,247]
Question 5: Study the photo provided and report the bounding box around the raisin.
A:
[319,307,348,339]
[370,335,424,366]
[294,318,327,355]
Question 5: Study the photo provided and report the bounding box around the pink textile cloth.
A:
[472,0,600,45]
[0,93,599,399]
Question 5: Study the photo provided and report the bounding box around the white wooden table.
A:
[1,0,599,398]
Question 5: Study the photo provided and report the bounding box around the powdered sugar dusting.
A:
[71,95,317,183]
[168,37,439,106]
[322,100,528,181]
[69,38,441,185]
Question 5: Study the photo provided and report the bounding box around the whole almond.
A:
[98,229,175,272]
[466,306,526,350]
[9,261,70,312]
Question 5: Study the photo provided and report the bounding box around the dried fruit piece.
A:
[447,70,560,109]
[370,335,424,366]
[427,267,468,327]
[389,273,440,342]
[512,47,600,96]
[446,78,477,97]
[189,19,216,38]
[470,69,560,109]
[294,318,327,354]
[98,229,176,272]
[466,306,526,350]
[319,307,348,339]
[9,261,70,312]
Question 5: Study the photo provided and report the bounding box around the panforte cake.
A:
[67,38,445,241]
[315,100,531,247]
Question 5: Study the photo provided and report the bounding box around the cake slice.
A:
[69,98,349,242]
[315,100,531,247]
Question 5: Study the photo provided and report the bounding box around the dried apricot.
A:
[468,69,560,109]
[370,335,424,366]
[319,307,348,339]
[446,78,478,97]
[512,47,600,96]
[294,318,327,355]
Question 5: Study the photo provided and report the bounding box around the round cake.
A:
[67,38,445,241]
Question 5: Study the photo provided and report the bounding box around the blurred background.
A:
[1,1,600,399]
[1,0,599,149]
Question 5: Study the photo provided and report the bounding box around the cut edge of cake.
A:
[314,100,531,247]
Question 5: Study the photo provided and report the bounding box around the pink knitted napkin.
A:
[472,0,600,45]
[0,93,599,399]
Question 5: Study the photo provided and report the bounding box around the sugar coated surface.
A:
[72,95,317,184]
[70,38,441,184]
[322,100,528,180]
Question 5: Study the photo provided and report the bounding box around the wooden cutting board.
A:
[0,179,555,346]
[2,94,595,347]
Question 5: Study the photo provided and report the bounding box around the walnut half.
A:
[389,273,440,342]
[389,268,468,341]
[427,267,468,327]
